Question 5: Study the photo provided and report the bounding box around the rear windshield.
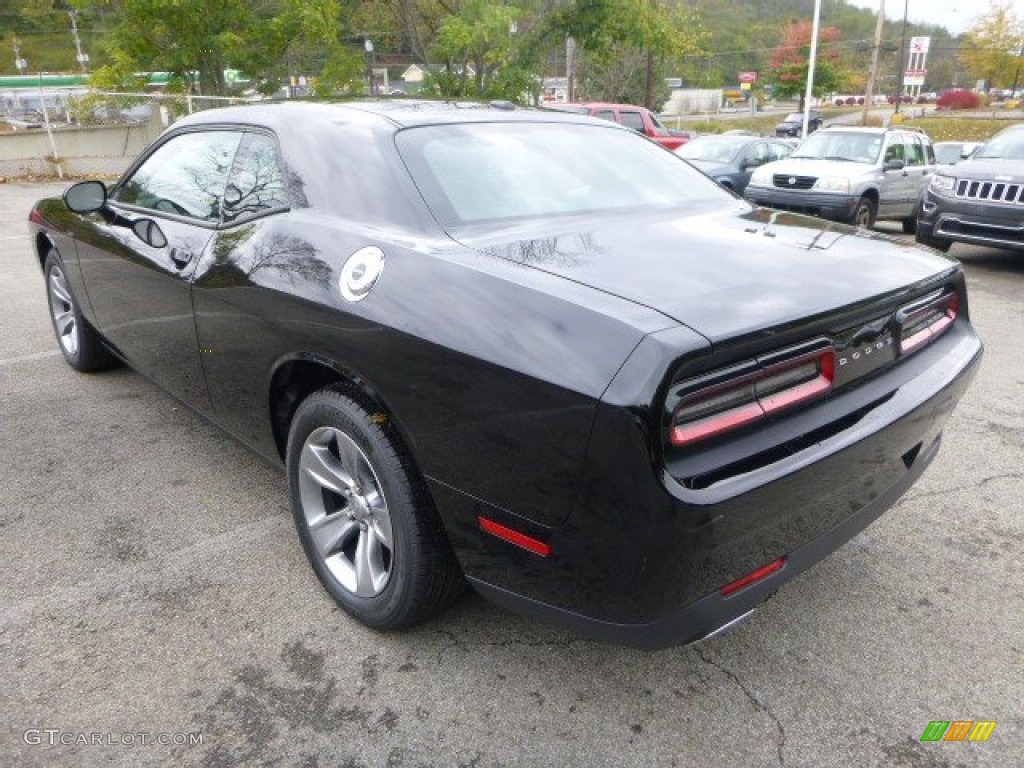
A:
[395,121,733,227]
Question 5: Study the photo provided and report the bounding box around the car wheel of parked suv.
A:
[915,227,952,253]
[849,196,876,229]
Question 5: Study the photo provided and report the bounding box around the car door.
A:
[735,141,769,193]
[189,130,296,447]
[902,133,932,215]
[75,129,243,410]
[878,135,913,218]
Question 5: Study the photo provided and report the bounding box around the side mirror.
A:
[884,158,906,171]
[64,180,107,213]
[132,219,168,249]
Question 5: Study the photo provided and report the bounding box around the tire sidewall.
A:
[43,249,84,369]
[286,391,422,628]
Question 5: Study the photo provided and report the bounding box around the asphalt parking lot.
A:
[1,181,1021,767]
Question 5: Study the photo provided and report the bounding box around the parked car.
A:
[775,110,823,138]
[933,141,983,165]
[29,101,981,649]
[675,134,794,194]
[745,126,936,231]
[543,102,690,149]
[916,123,1024,252]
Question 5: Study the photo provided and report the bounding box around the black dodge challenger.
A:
[29,101,982,648]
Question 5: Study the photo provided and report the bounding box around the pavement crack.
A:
[695,647,786,767]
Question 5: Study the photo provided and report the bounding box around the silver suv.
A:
[744,126,935,231]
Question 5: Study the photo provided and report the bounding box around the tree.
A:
[959,1,1024,91]
[427,0,526,99]
[768,21,843,110]
[78,0,355,96]
[543,0,706,107]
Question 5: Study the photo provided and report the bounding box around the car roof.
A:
[171,99,606,132]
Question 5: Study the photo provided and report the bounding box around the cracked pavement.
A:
[1,184,1021,767]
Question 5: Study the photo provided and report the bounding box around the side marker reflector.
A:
[720,557,786,597]
[478,516,551,557]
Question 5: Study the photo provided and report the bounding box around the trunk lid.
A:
[452,204,956,342]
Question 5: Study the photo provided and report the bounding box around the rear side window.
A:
[592,109,615,122]
[903,135,925,166]
[115,130,242,222]
[619,111,645,132]
[222,132,290,224]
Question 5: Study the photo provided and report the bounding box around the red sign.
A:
[738,71,758,84]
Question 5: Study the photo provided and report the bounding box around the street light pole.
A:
[801,0,823,139]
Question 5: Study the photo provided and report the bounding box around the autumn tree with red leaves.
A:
[769,21,844,111]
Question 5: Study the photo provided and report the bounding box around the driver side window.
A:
[114,131,243,222]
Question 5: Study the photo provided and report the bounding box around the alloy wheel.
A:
[297,426,394,597]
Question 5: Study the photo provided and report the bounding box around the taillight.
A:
[899,292,958,354]
[670,342,834,447]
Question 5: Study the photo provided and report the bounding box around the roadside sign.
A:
[738,71,758,84]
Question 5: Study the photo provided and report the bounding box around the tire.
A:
[43,249,116,372]
[901,215,917,235]
[848,196,877,229]
[286,387,465,630]
[915,227,952,253]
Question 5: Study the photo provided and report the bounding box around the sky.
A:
[844,0,1024,36]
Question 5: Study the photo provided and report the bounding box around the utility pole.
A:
[13,38,28,74]
[68,11,89,73]
[894,0,909,114]
[862,0,885,126]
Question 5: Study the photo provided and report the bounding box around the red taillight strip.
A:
[670,402,764,445]
[899,293,958,355]
[670,347,834,447]
[720,557,786,597]
[478,516,551,557]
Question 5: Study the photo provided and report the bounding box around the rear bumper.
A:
[470,432,941,649]
[442,322,982,649]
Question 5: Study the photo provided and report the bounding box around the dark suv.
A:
[916,123,1024,252]
[775,110,822,138]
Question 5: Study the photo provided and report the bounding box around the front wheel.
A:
[915,227,952,253]
[286,387,465,630]
[44,249,116,372]
[848,196,877,229]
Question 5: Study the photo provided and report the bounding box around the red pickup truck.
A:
[543,102,692,150]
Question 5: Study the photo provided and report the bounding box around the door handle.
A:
[170,247,193,269]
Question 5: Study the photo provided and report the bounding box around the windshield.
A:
[791,132,882,164]
[974,129,1024,160]
[676,136,746,163]
[934,144,965,164]
[397,122,734,227]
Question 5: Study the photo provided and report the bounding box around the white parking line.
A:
[0,350,60,366]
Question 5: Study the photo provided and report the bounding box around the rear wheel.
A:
[287,387,465,629]
[44,249,116,372]
[848,196,877,229]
